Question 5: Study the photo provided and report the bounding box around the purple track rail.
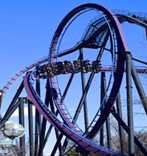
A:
[48,3,129,140]
[2,57,48,93]
[1,3,147,155]
[24,73,126,156]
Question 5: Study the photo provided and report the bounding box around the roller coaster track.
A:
[25,3,128,156]
[1,3,147,156]
[3,8,147,94]
[47,6,128,154]
[24,73,126,156]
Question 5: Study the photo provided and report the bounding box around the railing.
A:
[113,9,147,23]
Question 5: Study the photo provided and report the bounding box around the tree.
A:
[67,148,82,156]
[108,119,147,156]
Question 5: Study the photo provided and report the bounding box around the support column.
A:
[28,100,34,156]
[106,117,112,149]
[39,79,50,156]
[131,60,147,114]
[34,77,41,156]
[100,72,105,146]
[126,52,135,156]
[19,98,26,156]
[79,49,89,131]
[100,72,112,148]
[116,93,124,153]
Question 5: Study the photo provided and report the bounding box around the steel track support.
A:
[28,100,34,156]
[61,74,74,102]
[61,58,91,152]
[38,79,50,156]
[100,72,112,148]
[73,74,94,122]
[79,49,89,156]
[49,83,63,156]
[0,100,21,128]
[50,132,63,156]
[131,59,147,114]
[126,52,135,156]
[63,33,108,152]
[34,77,41,156]
[80,49,89,131]
[111,109,147,155]
[42,110,58,150]
[73,32,107,124]
[0,81,24,128]
[106,114,112,149]
[116,93,124,154]
[100,72,105,146]
[43,124,53,148]
[19,98,25,156]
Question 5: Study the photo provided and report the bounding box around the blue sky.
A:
[0,0,147,89]
[0,0,146,122]
[0,0,147,154]
[0,0,147,125]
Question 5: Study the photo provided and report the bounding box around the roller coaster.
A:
[0,3,147,156]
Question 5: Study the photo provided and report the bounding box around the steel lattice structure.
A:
[0,3,147,156]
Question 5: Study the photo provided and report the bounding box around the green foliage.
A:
[88,152,96,156]
[67,148,81,156]
[67,148,95,156]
